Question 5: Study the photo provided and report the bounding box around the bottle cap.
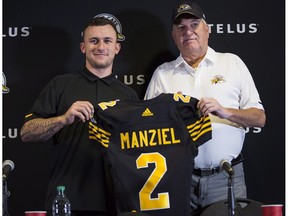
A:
[57,186,65,191]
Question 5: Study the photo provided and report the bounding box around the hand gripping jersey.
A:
[89,93,212,216]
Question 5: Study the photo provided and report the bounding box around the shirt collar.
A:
[174,46,216,68]
[79,67,118,85]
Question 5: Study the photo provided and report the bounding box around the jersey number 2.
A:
[136,152,170,211]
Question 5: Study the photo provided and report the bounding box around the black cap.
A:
[172,2,205,24]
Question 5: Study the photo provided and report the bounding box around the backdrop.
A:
[3,0,285,216]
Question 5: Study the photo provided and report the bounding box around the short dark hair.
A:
[81,17,118,39]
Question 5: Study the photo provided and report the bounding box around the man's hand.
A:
[197,97,229,119]
[62,101,94,125]
[197,97,266,127]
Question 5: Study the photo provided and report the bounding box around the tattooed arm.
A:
[20,101,94,142]
[20,117,66,142]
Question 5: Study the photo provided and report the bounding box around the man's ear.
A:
[115,42,121,54]
[80,42,85,54]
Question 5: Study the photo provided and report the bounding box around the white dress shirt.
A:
[145,47,264,168]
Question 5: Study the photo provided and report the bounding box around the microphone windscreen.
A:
[3,160,15,170]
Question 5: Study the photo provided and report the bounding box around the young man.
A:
[144,2,266,215]
[21,16,138,216]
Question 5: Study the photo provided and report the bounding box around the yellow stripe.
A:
[187,116,212,141]
[24,113,33,118]
[89,122,110,148]
[191,127,212,141]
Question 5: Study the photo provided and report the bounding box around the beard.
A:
[88,57,113,69]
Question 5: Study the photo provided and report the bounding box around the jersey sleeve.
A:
[88,100,120,148]
[173,93,212,147]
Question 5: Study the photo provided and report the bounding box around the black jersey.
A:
[89,93,212,216]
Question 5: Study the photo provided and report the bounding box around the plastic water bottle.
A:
[52,186,71,216]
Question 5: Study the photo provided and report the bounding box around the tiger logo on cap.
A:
[177,4,192,13]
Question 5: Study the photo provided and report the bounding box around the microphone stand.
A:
[227,174,236,216]
[2,179,9,216]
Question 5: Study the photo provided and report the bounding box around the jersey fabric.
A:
[23,67,139,212]
[144,47,264,168]
[89,93,212,216]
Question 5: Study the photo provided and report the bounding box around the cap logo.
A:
[2,72,10,94]
[177,4,192,13]
[94,13,125,41]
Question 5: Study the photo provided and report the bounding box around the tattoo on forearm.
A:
[21,118,63,142]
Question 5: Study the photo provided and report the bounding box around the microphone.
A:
[3,160,15,182]
[220,159,234,176]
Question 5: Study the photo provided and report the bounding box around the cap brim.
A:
[175,11,201,20]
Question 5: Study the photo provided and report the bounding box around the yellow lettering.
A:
[139,131,148,147]
[157,129,162,145]
[120,132,130,149]
[162,128,171,145]
[149,129,157,146]
[120,128,181,150]
[170,128,180,144]
[131,132,140,148]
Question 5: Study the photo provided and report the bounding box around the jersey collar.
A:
[80,67,118,84]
